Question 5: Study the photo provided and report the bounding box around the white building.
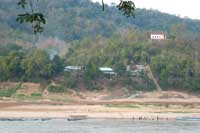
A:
[135,65,145,71]
[150,31,166,40]
[126,65,145,76]
[99,67,117,75]
[64,66,83,71]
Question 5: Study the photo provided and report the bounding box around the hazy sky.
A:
[92,0,200,20]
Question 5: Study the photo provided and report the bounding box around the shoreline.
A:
[0,113,199,121]
[0,102,199,121]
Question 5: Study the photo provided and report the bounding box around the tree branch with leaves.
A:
[17,0,46,33]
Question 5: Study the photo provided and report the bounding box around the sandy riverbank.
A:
[0,102,200,120]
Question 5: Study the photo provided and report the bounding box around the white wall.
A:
[150,34,165,40]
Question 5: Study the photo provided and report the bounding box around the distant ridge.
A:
[0,0,200,41]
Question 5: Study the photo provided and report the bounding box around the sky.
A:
[92,0,200,20]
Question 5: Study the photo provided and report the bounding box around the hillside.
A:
[0,0,200,94]
[0,0,200,42]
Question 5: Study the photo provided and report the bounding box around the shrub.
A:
[0,88,17,97]
[31,93,43,97]
[0,84,22,97]
[63,72,78,89]
[15,93,43,101]
[47,85,65,93]
[15,94,26,100]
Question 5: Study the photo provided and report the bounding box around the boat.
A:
[176,117,200,121]
[67,115,88,121]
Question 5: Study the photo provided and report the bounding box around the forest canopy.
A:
[16,0,136,33]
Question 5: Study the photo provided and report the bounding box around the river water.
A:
[0,118,199,133]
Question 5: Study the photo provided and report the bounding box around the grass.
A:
[15,93,43,101]
[105,104,162,109]
[105,103,200,110]
[47,85,65,93]
[0,84,22,97]
[167,111,198,114]
[31,93,43,97]
[105,104,140,109]
[48,94,73,102]
[15,92,72,102]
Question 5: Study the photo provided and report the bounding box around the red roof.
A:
[150,31,165,35]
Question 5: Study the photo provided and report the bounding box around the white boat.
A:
[176,117,200,121]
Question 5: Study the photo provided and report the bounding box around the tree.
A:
[0,57,9,81]
[83,60,101,89]
[0,46,24,81]
[52,55,65,76]
[6,51,24,79]
[84,60,100,81]
[21,49,54,80]
[114,62,126,76]
[17,0,135,33]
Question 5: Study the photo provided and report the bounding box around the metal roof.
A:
[150,31,165,35]
[64,66,82,71]
[99,67,113,72]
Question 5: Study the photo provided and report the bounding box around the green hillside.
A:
[0,0,200,41]
[0,0,200,92]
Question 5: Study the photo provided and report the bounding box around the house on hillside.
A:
[135,65,145,71]
[126,65,145,76]
[149,31,166,40]
[64,66,83,72]
[99,67,117,75]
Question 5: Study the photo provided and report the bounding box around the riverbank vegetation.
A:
[0,0,200,93]
[1,29,200,93]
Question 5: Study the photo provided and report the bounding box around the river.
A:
[0,118,199,133]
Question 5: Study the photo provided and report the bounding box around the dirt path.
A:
[145,65,162,91]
